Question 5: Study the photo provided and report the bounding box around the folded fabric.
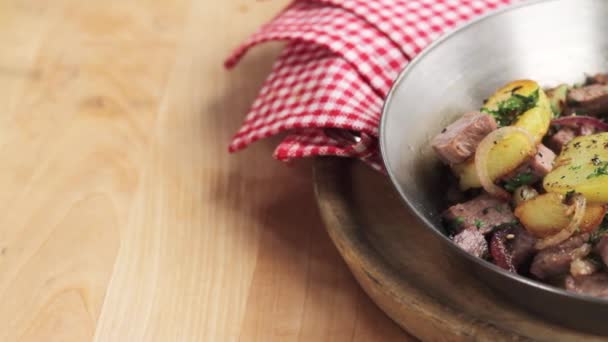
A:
[226,0,518,170]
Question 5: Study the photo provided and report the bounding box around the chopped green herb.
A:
[481,88,540,126]
[455,217,465,225]
[586,161,608,179]
[504,172,535,192]
[474,219,484,229]
[569,165,582,171]
[494,204,504,213]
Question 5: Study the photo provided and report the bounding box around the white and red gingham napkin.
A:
[226,0,518,171]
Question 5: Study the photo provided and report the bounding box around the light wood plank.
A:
[0,1,414,341]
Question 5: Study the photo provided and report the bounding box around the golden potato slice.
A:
[484,79,552,142]
[453,132,536,189]
[515,193,569,237]
[543,133,608,202]
[454,80,552,190]
[514,192,606,237]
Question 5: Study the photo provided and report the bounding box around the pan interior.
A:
[382,0,608,235]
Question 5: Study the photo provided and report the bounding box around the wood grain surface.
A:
[0,1,414,341]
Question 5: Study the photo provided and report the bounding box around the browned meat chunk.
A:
[510,227,538,270]
[567,84,608,116]
[565,273,608,298]
[547,127,576,153]
[586,73,608,85]
[453,228,488,258]
[432,112,497,164]
[527,144,555,178]
[443,193,515,234]
[490,226,537,273]
[595,235,608,267]
[530,234,591,280]
[502,144,555,185]
[490,229,516,271]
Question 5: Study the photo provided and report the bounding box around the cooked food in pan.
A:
[433,74,608,298]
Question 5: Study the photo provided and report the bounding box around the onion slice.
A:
[475,127,536,199]
[536,194,587,250]
[551,115,608,132]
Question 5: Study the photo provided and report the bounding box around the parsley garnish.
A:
[481,88,540,126]
[504,172,534,192]
[474,219,484,229]
[569,165,582,171]
[455,217,464,225]
[587,161,608,179]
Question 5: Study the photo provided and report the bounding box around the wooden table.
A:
[0,1,415,340]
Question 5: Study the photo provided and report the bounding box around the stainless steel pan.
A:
[381,0,608,334]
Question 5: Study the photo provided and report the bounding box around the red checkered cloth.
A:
[226,0,518,170]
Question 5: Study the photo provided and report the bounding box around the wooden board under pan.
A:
[313,158,604,341]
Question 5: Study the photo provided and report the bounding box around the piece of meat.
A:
[490,226,537,273]
[533,145,555,176]
[443,193,515,234]
[453,228,488,258]
[530,234,591,280]
[586,73,608,85]
[432,112,497,164]
[490,229,516,272]
[567,84,608,116]
[594,235,608,267]
[547,127,576,153]
[510,227,537,270]
[565,273,608,298]
[527,144,555,177]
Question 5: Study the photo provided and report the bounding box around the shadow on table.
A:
[206,44,413,340]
